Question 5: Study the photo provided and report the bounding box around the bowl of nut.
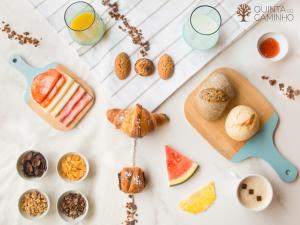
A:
[18,189,50,220]
[57,191,89,223]
[57,152,89,183]
[16,150,48,180]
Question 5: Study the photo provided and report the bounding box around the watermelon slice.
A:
[165,145,199,186]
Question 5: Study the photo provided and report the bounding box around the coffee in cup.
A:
[236,174,273,211]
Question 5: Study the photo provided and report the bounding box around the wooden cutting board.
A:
[9,55,95,131]
[184,67,298,182]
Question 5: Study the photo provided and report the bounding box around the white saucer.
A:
[257,32,288,62]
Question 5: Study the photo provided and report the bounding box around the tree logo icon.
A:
[236,4,251,22]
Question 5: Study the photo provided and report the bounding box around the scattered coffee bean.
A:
[249,189,254,195]
[123,195,138,225]
[1,21,41,47]
[286,86,296,100]
[269,79,276,86]
[261,75,300,100]
[20,151,47,178]
[102,0,150,57]
[279,83,285,91]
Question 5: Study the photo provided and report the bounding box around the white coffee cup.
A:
[236,174,273,211]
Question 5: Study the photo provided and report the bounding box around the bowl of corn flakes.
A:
[57,152,89,183]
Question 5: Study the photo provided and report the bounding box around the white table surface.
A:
[0,0,300,224]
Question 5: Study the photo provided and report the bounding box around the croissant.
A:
[107,104,169,138]
[118,167,146,194]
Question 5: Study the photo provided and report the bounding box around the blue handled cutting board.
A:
[9,55,95,131]
[184,68,298,183]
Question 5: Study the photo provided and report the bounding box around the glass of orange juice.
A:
[64,1,105,45]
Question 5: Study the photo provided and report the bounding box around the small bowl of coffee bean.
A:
[18,189,50,220]
[57,191,88,223]
[16,150,48,180]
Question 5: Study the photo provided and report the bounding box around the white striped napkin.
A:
[29,0,281,111]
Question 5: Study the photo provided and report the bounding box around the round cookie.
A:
[135,58,154,76]
[225,105,260,141]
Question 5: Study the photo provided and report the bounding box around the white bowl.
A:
[57,152,89,183]
[16,150,48,180]
[18,189,50,220]
[257,32,288,62]
[236,174,273,211]
[57,190,89,223]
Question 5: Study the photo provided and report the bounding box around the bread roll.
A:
[196,73,235,121]
[118,167,146,194]
[225,105,260,141]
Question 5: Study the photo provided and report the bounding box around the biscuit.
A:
[115,52,131,80]
[158,54,174,80]
[134,58,154,76]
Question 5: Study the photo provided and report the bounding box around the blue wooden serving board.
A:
[9,55,57,101]
[184,68,298,183]
[9,55,95,131]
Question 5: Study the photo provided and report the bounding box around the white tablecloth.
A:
[1,0,300,225]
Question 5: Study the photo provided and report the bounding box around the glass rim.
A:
[189,5,222,36]
[64,1,96,32]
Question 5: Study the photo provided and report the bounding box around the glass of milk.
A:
[64,1,105,45]
[183,5,222,50]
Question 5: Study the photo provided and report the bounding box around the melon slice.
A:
[165,145,199,186]
[179,182,216,214]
